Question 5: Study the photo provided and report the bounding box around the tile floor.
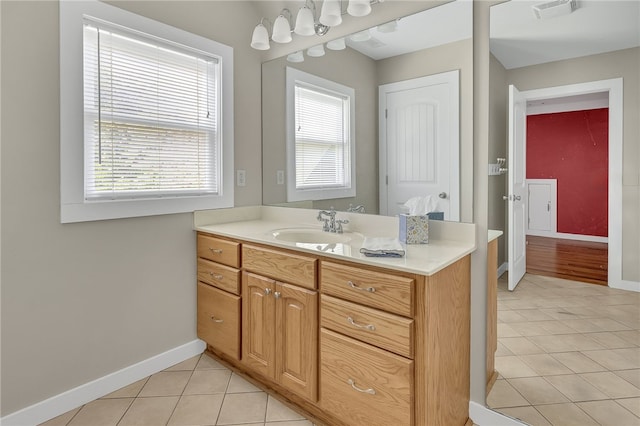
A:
[39,353,315,426]
[488,273,640,426]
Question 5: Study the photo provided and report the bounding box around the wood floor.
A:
[526,235,608,285]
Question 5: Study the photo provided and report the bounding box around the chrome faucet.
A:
[347,204,366,213]
[317,207,349,233]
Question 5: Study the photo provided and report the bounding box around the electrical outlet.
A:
[276,170,285,185]
[236,169,246,187]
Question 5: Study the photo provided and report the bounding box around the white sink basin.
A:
[271,228,360,244]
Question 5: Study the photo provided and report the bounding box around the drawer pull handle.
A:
[347,379,376,395]
[209,248,223,254]
[347,281,376,293]
[208,272,224,280]
[347,316,375,331]
[210,316,224,323]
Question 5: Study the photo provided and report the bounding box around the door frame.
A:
[379,70,460,219]
[514,78,630,291]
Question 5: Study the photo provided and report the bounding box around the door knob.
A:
[438,192,447,199]
[514,195,521,201]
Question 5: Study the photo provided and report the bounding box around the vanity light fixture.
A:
[272,9,293,43]
[250,0,380,51]
[320,0,343,27]
[250,19,271,50]
[347,0,372,17]
[295,4,316,36]
[307,44,326,57]
[287,51,305,63]
[376,19,398,33]
[326,37,346,50]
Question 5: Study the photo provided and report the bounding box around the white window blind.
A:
[83,20,220,201]
[294,84,351,190]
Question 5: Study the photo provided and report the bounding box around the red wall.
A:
[526,108,608,237]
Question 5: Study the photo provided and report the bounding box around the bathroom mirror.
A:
[261,0,474,222]
[488,1,639,423]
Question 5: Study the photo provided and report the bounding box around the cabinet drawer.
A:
[320,261,414,316]
[243,244,317,290]
[197,258,240,295]
[320,329,413,426]
[197,233,240,268]
[197,282,241,360]
[321,295,414,359]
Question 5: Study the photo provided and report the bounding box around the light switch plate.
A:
[277,170,285,185]
[488,163,501,176]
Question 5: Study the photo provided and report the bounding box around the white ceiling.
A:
[490,0,640,69]
[345,0,472,60]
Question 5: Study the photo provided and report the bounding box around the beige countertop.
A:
[194,206,477,276]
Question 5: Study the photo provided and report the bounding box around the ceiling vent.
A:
[532,0,577,20]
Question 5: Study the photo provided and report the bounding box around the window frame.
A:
[60,0,234,223]
[285,67,356,202]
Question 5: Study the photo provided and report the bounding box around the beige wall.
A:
[488,53,508,267]
[261,48,379,212]
[377,38,474,223]
[0,0,263,415]
[490,47,640,282]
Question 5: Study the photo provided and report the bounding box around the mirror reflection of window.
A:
[286,67,356,202]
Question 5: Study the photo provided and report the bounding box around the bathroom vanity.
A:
[193,206,476,426]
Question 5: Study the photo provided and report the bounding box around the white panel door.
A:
[379,70,459,220]
[508,85,527,291]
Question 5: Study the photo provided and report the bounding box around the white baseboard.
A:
[1,339,206,426]
[609,279,640,293]
[526,230,608,244]
[469,401,527,426]
[497,262,508,278]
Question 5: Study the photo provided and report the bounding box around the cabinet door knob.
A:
[347,281,376,293]
[347,379,376,395]
[210,315,224,323]
[347,316,375,331]
[274,291,281,299]
[264,288,272,295]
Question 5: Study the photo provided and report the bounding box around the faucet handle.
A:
[335,219,349,233]
[319,218,330,231]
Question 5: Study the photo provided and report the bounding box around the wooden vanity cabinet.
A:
[196,233,242,360]
[319,258,470,426]
[242,246,318,402]
[197,231,471,426]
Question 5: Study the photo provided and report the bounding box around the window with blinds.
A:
[286,68,355,202]
[294,84,350,189]
[83,20,220,201]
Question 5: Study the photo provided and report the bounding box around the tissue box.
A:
[427,211,444,221]
[399,214,429,244]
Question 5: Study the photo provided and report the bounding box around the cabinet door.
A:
[275,282,318,402]
[197,282,241,360]
[242,272,276,379]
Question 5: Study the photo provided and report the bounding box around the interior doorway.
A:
[507,78,625,291]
